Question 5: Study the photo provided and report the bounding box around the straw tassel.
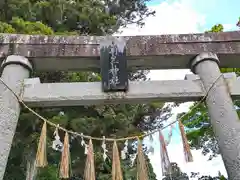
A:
[165,124,174,146]
[84,139,95,180]
[59,132,70,179]
[159,130,172,176]
[137,138,149,180]
[179,120,193,162]
[36,121,48,167]
[112,141,123,180]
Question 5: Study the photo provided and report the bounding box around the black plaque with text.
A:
[100,38,128,92]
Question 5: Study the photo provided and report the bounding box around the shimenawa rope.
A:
[0,74,223,142]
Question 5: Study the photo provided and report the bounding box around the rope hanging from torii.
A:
[0,73,222,179]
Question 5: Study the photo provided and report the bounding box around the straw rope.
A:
[0,74,223,142]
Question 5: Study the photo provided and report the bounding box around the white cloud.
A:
[147,123,227,179]
[163,144,227,179]
[116,0,205,81]
[119,0,227,179]
[223,23,237,31]
[148,69,191,80]
[118,0,205,36]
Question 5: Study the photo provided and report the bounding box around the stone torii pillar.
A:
[191,52,240,179]
[0,55,32,180]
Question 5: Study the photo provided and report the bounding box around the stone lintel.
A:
[22,73,239,107]
[0,31,240,71]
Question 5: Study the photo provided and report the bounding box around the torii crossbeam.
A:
[0,31,240,71]
[0,31,240,179]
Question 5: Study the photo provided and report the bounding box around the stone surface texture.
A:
[191,52,240,180]
[0,31,239,70]
[0,55,32,180]
[0,31,240,179]
[22,73,240,107]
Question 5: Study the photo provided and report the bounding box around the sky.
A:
[117,0,240,179]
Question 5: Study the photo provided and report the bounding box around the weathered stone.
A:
[0,31,239,71]
[0,55,32,180]
[21,73,240,107]
[191,52,240,180]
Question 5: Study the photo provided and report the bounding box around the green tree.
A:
[237,17,240,27]
[198,175,227,180]
[0,0,155,35]
[0,0,166,180]
[163,163,227,180]
[194,171,227,180]
[163,162,189,180]
[206,24,224,33]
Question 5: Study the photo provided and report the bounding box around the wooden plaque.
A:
[100,38,128,92]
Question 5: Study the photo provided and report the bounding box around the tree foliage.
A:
[163,162,227,180]
[206,24,224,33]
[0,0,155,35]
[0,0,166,180]
[163,162,189,180]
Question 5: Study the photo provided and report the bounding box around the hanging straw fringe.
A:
[137,138,149,180]
[179,120,193,162]
[112,141,123,180]
[59,132,70,179]
[159,130,172,176]
[36,121,48,167]
[165,124,174,146]
[84,139,95,180]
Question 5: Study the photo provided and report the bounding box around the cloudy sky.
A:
[118,0,239,179]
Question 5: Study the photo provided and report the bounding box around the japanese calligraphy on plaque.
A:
[100,37,128,92]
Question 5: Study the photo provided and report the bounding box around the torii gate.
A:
[0,31,240,179]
